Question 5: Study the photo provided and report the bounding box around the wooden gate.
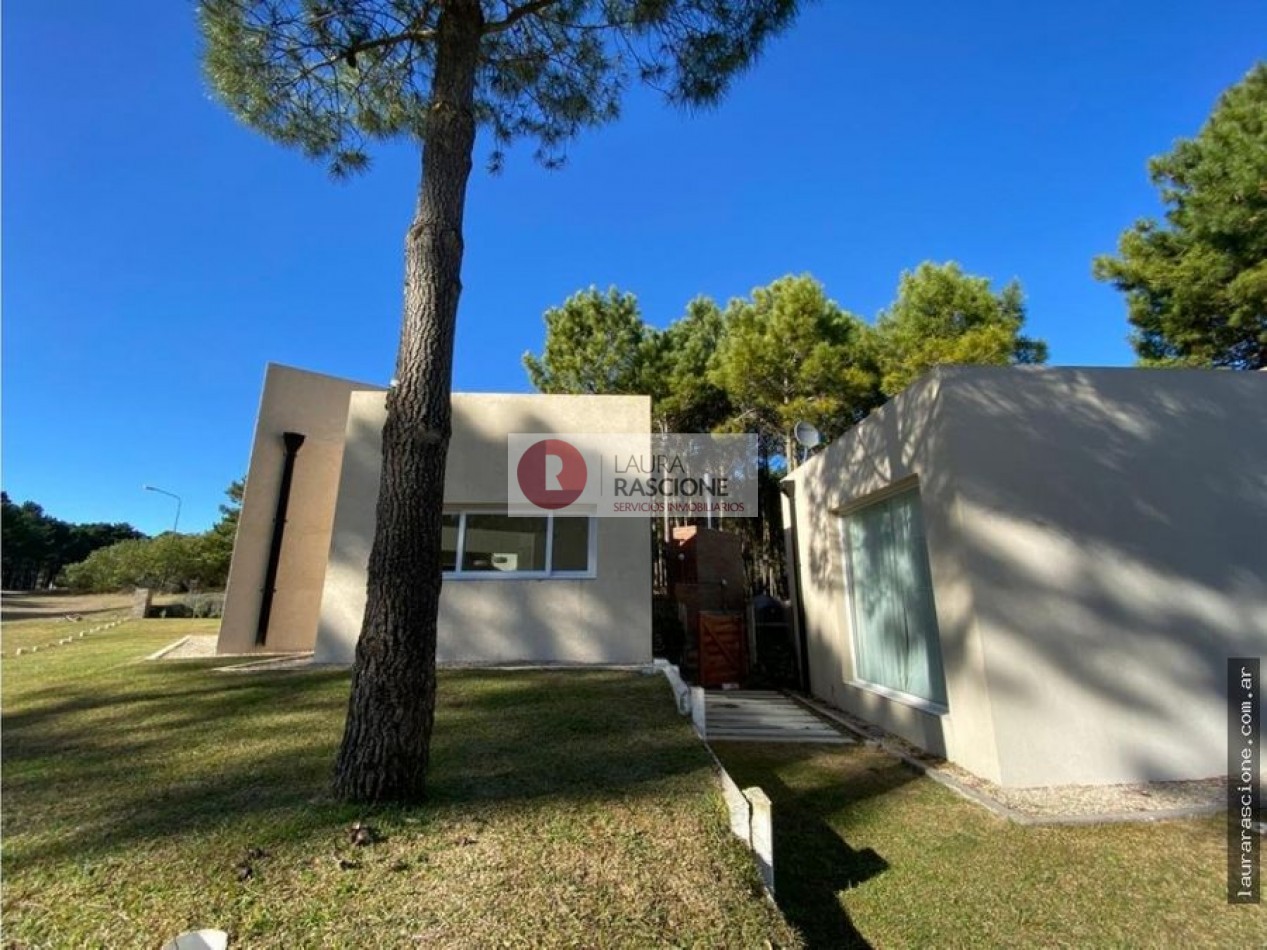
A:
[698,611,748,687]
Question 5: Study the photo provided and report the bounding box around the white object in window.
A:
[442,512,596,579]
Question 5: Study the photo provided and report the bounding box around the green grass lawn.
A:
[712,741,1265,949]
[2,621,798,948]
[0,615,216,656]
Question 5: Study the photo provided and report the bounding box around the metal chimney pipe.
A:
[256,431,306,646]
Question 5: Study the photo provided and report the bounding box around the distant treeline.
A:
[59,480,243,594]
[1,493,144,591]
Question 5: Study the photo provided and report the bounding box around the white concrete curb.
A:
[9,616,128,658]
[146,637,191,661]
[716,763,775,896]
[655,659,775,898]
[654,658,693,718]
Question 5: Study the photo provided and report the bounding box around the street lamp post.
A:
[142,484,182,533]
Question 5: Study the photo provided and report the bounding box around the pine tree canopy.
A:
[1094,63,1267,370]
[201,0,799,174]
[873,261,1047,396]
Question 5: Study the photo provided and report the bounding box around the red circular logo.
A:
[516,439,587,510]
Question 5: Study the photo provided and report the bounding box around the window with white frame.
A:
[841,485,948,708]
[441,512,596,578]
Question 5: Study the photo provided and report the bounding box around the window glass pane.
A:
[848,505,903,692]
[551,517,591,572]
[888,493,945,704]
[462,514,547,572]
[441,513,460,572]
[844,488,947,705]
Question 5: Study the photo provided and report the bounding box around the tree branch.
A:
[344,26,436,65]
[483,0,562,36]
[281,24,433,86]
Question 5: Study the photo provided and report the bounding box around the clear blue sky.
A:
[3,1,1263,535]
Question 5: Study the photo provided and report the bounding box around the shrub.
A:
[186,592,225,619]
[61,533,229,593]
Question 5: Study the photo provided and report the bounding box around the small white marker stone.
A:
[162,929,229,950]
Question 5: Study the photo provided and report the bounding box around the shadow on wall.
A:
[799,372,946,637]
[796,366,1267,784]
[796,375,951,759]
[943,369,1266,781]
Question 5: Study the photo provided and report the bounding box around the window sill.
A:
[847,679,948,716]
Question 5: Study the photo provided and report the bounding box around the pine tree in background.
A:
[1,492,143,591]
[1095,63,1267,370]
[522,287,648,394]
[200,478,245,584]
[522,290,733,433]
[711,274,877,466]
[647,296,732,433]
[872,261,1047,397]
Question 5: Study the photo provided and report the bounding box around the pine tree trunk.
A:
[333,0,483,803]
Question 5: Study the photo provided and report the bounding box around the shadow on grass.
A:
[3,663,712,870]
[713,741,919,950]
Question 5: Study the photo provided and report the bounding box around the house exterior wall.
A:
[313,391,653,665]
[787,365,1267,788]
[218,364,378,654]
[940,366,1267,786]
[784,371,1004,784]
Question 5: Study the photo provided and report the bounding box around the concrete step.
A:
[700,689,853,744]
[707,729,851,744]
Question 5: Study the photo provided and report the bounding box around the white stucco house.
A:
[216,363,652,665]
[782,365,1266,788]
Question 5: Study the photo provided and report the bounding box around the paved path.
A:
[704,690,852,743]
[157,634,220,659]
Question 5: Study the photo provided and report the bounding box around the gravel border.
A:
[148,635,310,665]
[788,692,1230,826]
[214,653,317,673]
[148,634,224,660]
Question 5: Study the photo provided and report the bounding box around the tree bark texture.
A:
[333,0,483,803]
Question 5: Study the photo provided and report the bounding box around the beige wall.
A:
[941,366,1267,786]
[784,370,1003,783]
[787,365,1267,787]
[218,364,380,653]
[314,391,653,665]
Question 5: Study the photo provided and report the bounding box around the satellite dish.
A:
[793,421,821,449]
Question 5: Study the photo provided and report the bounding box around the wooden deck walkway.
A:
[703,690,852,743]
